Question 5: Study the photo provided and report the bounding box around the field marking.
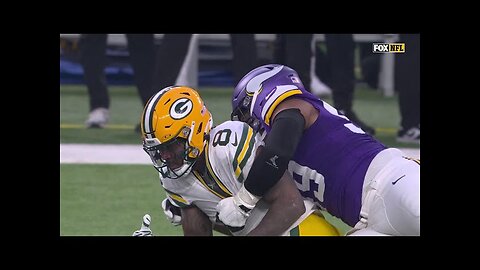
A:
[60,144,151,164]
[375,127,397,134]
[60,124,135,129]
[60,144,420,165]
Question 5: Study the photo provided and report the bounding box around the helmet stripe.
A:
[142,87,172,138]
[245,65,283,94]
[248,66,284,115]
[261,86,302,125]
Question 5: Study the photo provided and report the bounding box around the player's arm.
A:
[181,205,213,236]
[247,169,305,236]
[216,100,317,229]
[245,98,318,197]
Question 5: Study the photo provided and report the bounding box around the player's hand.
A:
[215,195,253,232]
[162,198,182,226]
[132,214,153,237]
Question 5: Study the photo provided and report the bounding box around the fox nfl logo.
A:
[372,43,405,53]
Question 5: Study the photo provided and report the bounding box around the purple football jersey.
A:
[253,88,386,227]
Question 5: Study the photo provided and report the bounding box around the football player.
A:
[216,64,420,236]
[140,85,340,236]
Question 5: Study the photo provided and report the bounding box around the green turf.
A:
[60,164,226,236]
[60,164,181,236]
[60,164,350,236]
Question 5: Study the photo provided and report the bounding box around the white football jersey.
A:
[160,120,315,236]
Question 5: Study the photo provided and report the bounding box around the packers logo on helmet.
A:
[140,86,213,179]
[170,98,193,120]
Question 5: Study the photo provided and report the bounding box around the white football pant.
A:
[350,148,420,236]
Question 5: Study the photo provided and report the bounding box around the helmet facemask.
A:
[143,126,200,179]
[231,95,260,132]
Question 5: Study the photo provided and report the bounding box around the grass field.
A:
[60,84,419,236]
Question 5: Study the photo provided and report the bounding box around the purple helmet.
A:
[231,64,306,130]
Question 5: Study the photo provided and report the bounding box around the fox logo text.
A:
[372,43,405,53]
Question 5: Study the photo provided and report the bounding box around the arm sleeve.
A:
[244,108,305,197]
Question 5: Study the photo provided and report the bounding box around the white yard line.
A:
[60,144,420,165]
[60,144,151,164]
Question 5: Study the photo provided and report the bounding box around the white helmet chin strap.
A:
[159,162,194,179]
[170,162,194,178]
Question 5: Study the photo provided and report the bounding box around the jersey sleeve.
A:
[229,122,258,183]
[207,121,260,187]
[253,85,303,126]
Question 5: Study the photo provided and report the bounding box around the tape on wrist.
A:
[236,184,260,209]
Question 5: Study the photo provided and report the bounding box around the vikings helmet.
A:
[231,64,306,131]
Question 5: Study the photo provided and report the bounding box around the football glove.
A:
[162,198,182,226]
[215,185,259,232]
[132,214,153,237]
